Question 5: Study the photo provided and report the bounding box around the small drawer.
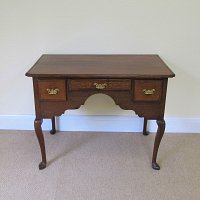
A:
[69,79,131,91]
[38,79,66,101]
[134,80,162,101]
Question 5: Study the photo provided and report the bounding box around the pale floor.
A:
[0,130,200,200]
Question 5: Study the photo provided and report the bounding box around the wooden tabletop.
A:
[26,55,175,78]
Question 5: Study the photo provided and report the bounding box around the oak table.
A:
[26,55,175,170]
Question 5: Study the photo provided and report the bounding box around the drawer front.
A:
[38,79,66,101]
[69,79,131,91]
[134,80,162,101]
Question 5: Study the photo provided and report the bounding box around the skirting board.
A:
[0,115,200,133]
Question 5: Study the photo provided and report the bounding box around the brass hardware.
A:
[94,83,107,90]
[46,88,59,95]
[143,89,155,95]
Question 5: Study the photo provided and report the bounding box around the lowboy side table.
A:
[26,55,175,170]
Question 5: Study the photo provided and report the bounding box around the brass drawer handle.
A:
[46,88,59,95]
[143,89,155,95]
[94,83,107,90]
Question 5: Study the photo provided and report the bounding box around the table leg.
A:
[34,119,47,170]
[143,118,149,135]
[50,116,56,135]
[152,119,165,170]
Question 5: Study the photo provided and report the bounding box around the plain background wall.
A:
[0,0,200,119]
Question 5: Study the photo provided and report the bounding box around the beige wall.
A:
[0,0,200,117]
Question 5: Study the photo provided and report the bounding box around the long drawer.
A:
[68,79,132,91]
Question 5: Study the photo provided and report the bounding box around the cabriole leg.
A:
[50,116,56,135]
[152,119,165,170]
[34,119,47,170]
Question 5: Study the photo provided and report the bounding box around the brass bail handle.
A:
[94,83,107,90]
[143,89,155,95]
[46,88,59,95]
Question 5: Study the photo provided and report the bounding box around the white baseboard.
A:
[0,115,199,133]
